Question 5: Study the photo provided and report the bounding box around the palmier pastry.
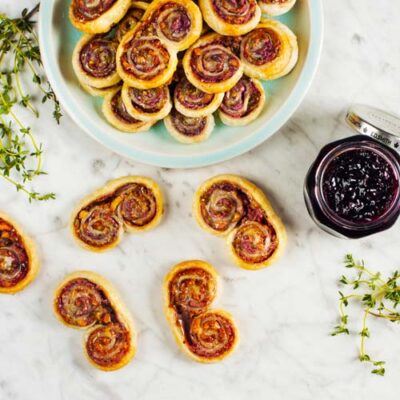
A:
[121,83,172,122]
[114,2,148,42]
[72,34,121,89]
[103,87,156,132]
[69,0,131,34]
[183,33,243,93]
[193,174,286,270]
[164,108,214,144]
[199,0,261,36]
[117,34,178,89]
[218,76,265,126]
[141,0,203,51]
[71,176,163,252]
[174,76,224,117]
[0,213,39,294]
[164,260,238,362]
[240,19,298,80]
[53,271,136,371]
[258,0,296,16]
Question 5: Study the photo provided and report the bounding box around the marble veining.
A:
[1,1,400,399]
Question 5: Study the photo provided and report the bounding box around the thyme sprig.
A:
[0,4,61,201]
[331,254,400,376]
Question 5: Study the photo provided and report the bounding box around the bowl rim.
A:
[38,0,324,169]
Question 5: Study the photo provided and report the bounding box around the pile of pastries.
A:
[70,0,298,143]
[0,173,286,369]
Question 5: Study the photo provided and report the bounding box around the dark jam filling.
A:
[322,149,398,224]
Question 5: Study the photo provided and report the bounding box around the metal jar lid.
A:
[346,104,400,152]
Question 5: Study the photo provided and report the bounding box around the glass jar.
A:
[304,105,400,239]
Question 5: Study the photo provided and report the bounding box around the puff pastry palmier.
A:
[164,260,238,362]
[199,0,261,36]
[164,108,214,144]
[121,83,172,122]
[258,0,296,16]
[69,0,131,34]
[174,76,224,117]
[218,76,265,126]
[72,34,121,89]
[193,174,286,270]
[117,34,177,89]
[0,213,39,294]
[103,87,156,132]
[240,19,298,80]
[114,2,148,42]
[183,33,243,93]
[53,271,136,371]
[140,0,202,51]
[71,176,163,252]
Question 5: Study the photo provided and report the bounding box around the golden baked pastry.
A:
[80,82,121,97]
[193,174,286,270]
[0,213,39,294]
[71,176,164,252]
[114,2,149,42]
[199,0,261,36]
[183,33,243,94]
[69,0,131,34]
[72,34,121,88]
[164,108,215,144]
[138,0,203,51]
[53,271,136,371]
[103,87,156,132]
[258,0,297,16]
[121,83,172,122]
[174,76,224,117]
[240,19,298,80]
[218,76,265,126]
[164,260,239,362]
[117,34,178,89]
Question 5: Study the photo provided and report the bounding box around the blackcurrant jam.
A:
[305,135,400,239]
[322,148,397,224]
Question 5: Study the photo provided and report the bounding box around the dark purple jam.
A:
[322,149,398,224]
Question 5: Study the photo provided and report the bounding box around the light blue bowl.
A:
[38,0,323,168]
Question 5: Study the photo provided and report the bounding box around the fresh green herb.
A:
[331,254,400,376]
[0,4,61,201]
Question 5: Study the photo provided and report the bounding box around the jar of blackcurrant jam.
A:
[305,105,400,238]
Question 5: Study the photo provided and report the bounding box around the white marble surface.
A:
[1,1,400,399]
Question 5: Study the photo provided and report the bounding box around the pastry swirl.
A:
[85,322,131,368]
[103,87,155,132]
[240,19,298,80]
[54,271,136,371]
[219,76,265,126]
[73,34,121,89]
[258,0,297,16]
[183,33,243,94]
[139,0,203,51]
[69,0,131,34]
[0,213,39,294]
[71,176,163,252]
[115,2,148,42]
[164,108,215,144]
[164,260,238,362]
[199,0,261,36]
[174,76,224,117]
[121,84,172,121]
[117,35,178,89]
[193,174,286,270]
[113,182,160,230]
